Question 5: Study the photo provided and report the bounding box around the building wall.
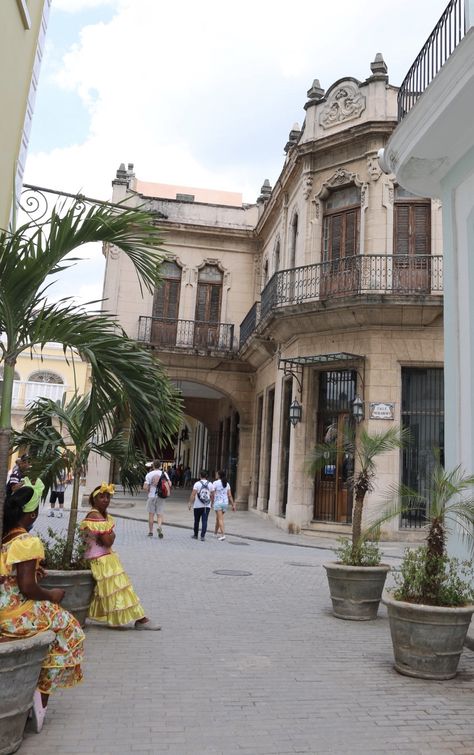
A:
[0,0,51,229]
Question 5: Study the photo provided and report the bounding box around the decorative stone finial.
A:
[113,162,132,186]
[370,53,388,77]
[284,123,301,154]
[304,79,325,110]
[257,179,273,204]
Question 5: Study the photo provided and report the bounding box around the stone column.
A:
[234,423,252,509]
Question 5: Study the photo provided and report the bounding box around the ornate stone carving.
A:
[367,153,382,182]
[302,174,313,200]
[320,83,366,129]
[360,183,369,209]
[313,199,321,220]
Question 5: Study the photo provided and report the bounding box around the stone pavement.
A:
[18,502,474,755]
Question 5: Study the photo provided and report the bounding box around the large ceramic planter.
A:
[383,592,474,680]
[324,562,390,620]
[0,631,55,755]
[41,569,94,627]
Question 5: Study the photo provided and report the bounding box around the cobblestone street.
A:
[21,509,474,755]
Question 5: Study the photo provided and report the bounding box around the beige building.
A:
[103,55,444,540]
[0,0,51,229]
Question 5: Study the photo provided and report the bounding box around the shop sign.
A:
[369,402,395,420]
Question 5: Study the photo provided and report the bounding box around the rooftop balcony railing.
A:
[398,0,467,120]
[252,254,443,322]
[138,316,235,353]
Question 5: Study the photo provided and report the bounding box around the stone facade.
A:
[103,56,444,539]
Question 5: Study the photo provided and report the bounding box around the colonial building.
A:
[102,54,444,540]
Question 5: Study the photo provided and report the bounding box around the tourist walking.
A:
[0,486,84,733]
[48,470,67,518]
[213,470,236,540]
[188,470,214,541]
[143,460,171,538]
[80,483,161,630]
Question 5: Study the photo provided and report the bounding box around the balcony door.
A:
[313,370,356,523]
[321,186,360,298]
[152,261,181,346]
[195,264,222,348]
[393,187,431,292]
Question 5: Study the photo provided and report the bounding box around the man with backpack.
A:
[188,469,214,541]
[143,460,171,539]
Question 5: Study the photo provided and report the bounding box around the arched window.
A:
[322,186,360,262]
[195,264,223,323]
[153,260,182,320]
[289,215,298,267]
[274,241,281,273]
[26,371,64,405]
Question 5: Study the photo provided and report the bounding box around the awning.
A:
[278,352,365,371]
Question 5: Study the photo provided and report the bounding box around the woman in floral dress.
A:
[0,486,84,733]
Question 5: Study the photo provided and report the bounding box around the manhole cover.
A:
[213,569,252,577]
[287,562,318,568]
[228,540,249,546]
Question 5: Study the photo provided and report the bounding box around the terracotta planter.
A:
[324,562,390,620]
[0,631,55,755]
[41,569,94,627]
[383,592,474,680]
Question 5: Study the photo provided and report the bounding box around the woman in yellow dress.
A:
[0,486,84,733]
[80,483,160,630]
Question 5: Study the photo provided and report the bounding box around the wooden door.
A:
[313,413,354,523]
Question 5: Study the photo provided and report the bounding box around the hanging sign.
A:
[369,402,395,420]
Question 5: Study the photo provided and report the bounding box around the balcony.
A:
[4,381,65,411]
[260,254,442,317]
[239,302,261,349]
[138,316,236,353]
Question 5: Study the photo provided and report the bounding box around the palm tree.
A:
[397,463,474,604]
[13,391,160,564]
[0,200,182,541]
[308,426,408,564]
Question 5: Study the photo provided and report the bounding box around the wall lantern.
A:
[352,394,364,424]
[289,398,302,427]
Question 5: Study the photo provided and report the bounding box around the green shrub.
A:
[336,537,382,567]
[40,526,89,570]
[393,546,474,607]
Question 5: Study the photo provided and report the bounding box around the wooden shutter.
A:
[195,285,208,321]
[344,210,359,257]
[413,204,430,255]
[209,285,221,323]
[330,215,342,261]
[153,280,180,319]
[394,203,430,256]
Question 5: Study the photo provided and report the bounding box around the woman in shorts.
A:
[213,470,235,541]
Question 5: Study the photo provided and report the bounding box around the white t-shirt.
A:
[213,479,231,507]
[145,469,169,497]
[192,479,214,509]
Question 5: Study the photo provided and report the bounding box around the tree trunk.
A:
[0,361,16,543]
[351,491,365,560]
[64,471,81,566]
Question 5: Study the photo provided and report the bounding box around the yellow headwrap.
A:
[92,483,115,498]
[22,477,45,513]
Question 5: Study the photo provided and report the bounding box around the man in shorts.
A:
[48,471,67,518]
[143,460,171,539]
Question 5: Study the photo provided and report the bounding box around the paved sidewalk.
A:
[19,506,474,755]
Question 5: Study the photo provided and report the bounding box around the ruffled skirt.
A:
[0,597,84,694]
[88,552,145,626]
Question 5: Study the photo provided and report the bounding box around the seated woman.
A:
[0,486,84,733]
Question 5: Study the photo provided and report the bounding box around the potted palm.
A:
[308,425,407,620]
[0,198,180,753]
[383,463,474,680]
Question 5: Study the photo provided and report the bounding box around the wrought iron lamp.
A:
[289,398,302,427]
[352,394,364,423]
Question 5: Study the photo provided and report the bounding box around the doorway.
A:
[313,370,356,523]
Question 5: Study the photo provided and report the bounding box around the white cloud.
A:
[25,0,450,302]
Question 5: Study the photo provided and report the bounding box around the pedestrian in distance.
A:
[143,460,171,538]
[48,470,68,518]
[188,469,214,541]
[183,465,192,489]
[0,486,84,733]
[6,452,30,496]
[213,470,236,540]
[80,483,161,630]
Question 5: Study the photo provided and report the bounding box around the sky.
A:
[23,0,450,305]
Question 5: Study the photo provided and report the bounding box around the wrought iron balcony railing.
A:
[398,0,466,120]
[239,302,261,348]
[250,254,443,321]
[138,316,235,353]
